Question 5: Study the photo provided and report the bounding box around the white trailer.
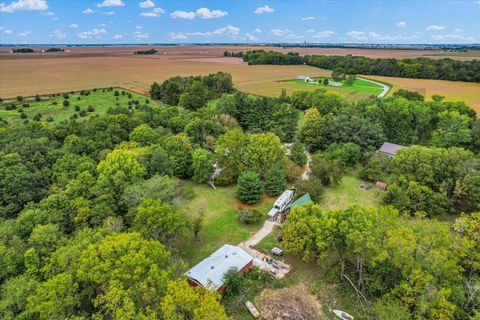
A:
[273,189,295,212]
[267,208,278,222]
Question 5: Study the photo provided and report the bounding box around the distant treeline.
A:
[45,47,64,52]
[223,51,244,57]
[241,50,480,83]
[134,48,158,55]
[12,48,34,53]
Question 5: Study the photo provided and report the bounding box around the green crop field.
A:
[0,88,150,124]
[284,77,386,96]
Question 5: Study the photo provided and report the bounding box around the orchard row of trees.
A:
[241,50,480,83]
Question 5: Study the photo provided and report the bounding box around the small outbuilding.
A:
[378,142,404,157]
[279,193,312,223]
[297,75,313,82]
[185,244,253,294]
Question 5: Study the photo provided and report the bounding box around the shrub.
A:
[359,160,383,182]
[46,116,54,122]
[22,103,30,108]
[237,171,263,204]
[34,94,41,102]
[52,101,58,105]
[289,140,308,167]
[74,105,80,111]
[63,93,69,99]
[33,113,42,121]
[114,90,119,96]
[79,110,87,117]
[294,177,324,203]
[20,112,27,119]
[16,96,23,102]
[236,208,263,224]
[324,143,361,168]
[87,105,95,112]
[63,100,70,107]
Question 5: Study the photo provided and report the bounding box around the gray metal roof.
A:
[185,244,252,290]
[297,75,310,80]
[378,142,404,155]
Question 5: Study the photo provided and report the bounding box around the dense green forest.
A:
[240,50,480,83]
[0,72,479,319]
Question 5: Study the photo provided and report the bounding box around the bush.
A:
[324,143,361,168]
[289,140,308,167]
[74,105,80,111]
[359,160,383,182]
[52,101,58,105]
[16,96,23,102]
[114,90,119,96]
[79,110,87,117]
[63,100,70,107]
[237,171,263,204]
[236,208,263,224]
[34,94,41,102]
[20,112,27,119]
[46,116,54,122]
[87,105,95,112]
[33,113,42,121]
[264,164,287,196]
[63,93,69,99]
[294,176,324,203]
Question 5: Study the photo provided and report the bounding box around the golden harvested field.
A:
[364,75,480,112]
[1,45,479,111]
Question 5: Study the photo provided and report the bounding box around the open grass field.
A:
[284,77,386,96]
[0,88,149,123]
[364,74,480,112]
[177,182,276,265]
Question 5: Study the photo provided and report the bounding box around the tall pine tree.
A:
[237,171,263,204]
[289,140,308,167]
[264,164,287,196]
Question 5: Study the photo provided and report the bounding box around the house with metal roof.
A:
[297,75,313,82]
[185,244,253,293]
[378,142,404,157]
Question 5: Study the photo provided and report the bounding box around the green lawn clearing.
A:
[177,182,276,265]
[0,88,150,124]
[284,77,386,96]
[321,170,383,210]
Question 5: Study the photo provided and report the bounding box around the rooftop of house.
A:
[185,244,252,290]
[287,193,312,210]
[378,142,404,155]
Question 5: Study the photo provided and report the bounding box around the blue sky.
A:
[0,0,479,44]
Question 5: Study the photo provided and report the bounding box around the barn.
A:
[378,142,404,157]
[185,244,253,294]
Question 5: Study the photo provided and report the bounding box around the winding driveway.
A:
[358,77,390,98]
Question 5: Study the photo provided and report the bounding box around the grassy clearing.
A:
[284,77,385,96]
[177,182,276,265]
[322,169,382,210]
[0,88,150,124]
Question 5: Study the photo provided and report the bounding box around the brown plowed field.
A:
[1,45,479,111]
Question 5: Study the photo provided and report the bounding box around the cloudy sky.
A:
[0,0,479,44]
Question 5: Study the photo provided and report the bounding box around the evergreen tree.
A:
[289,140,308,167]
[237,171,263,204]
[264,164,287,196]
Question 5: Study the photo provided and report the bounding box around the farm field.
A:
[364,74,480,112]
[0,88,149,123]
[284,77,386,96]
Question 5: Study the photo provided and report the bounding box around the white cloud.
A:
[77,28,107,39]
[253,28,262,33]
[307,29,315,33]
[17,31,31,36]
[432,34,475,42]
[396,21,406,28]
[139,0,154,8]
[68,23,78,28]
[0,0,47,12]
[169,32,188,40]
[103,11,115,15]
[98,23,106,27]
[346,31,368,41]
[134,31,149,39]
[82,8,94,14]
[454,28,463,32]
[170,10,195,19]
[97,0,124,8]
[245,33,258,41]
[302,16,315,21]
[254,5,274,14]
[141,7,164,17]
[136,26,142,29]
[313,30,335,39]
[195,7,227,19]
[4,29,13,34]
[113,34,123,39]
[271,28,304,39]
[50,29,66,39]
[41,10,54,15]
[169,25,241,40]
[426,25,445,31]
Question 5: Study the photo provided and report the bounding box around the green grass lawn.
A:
[0,88,151,124]
[321,169,382,210]
[285,77,385,96]
[177,182,276,265]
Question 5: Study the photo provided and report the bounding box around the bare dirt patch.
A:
[256,284,327,320]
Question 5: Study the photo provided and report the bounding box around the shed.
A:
[279,193,312,223]
[267,208,279,222]
[378,142,404,157]
[273,189,295,212]
[185,244,253,293]
[297,75,312,82]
